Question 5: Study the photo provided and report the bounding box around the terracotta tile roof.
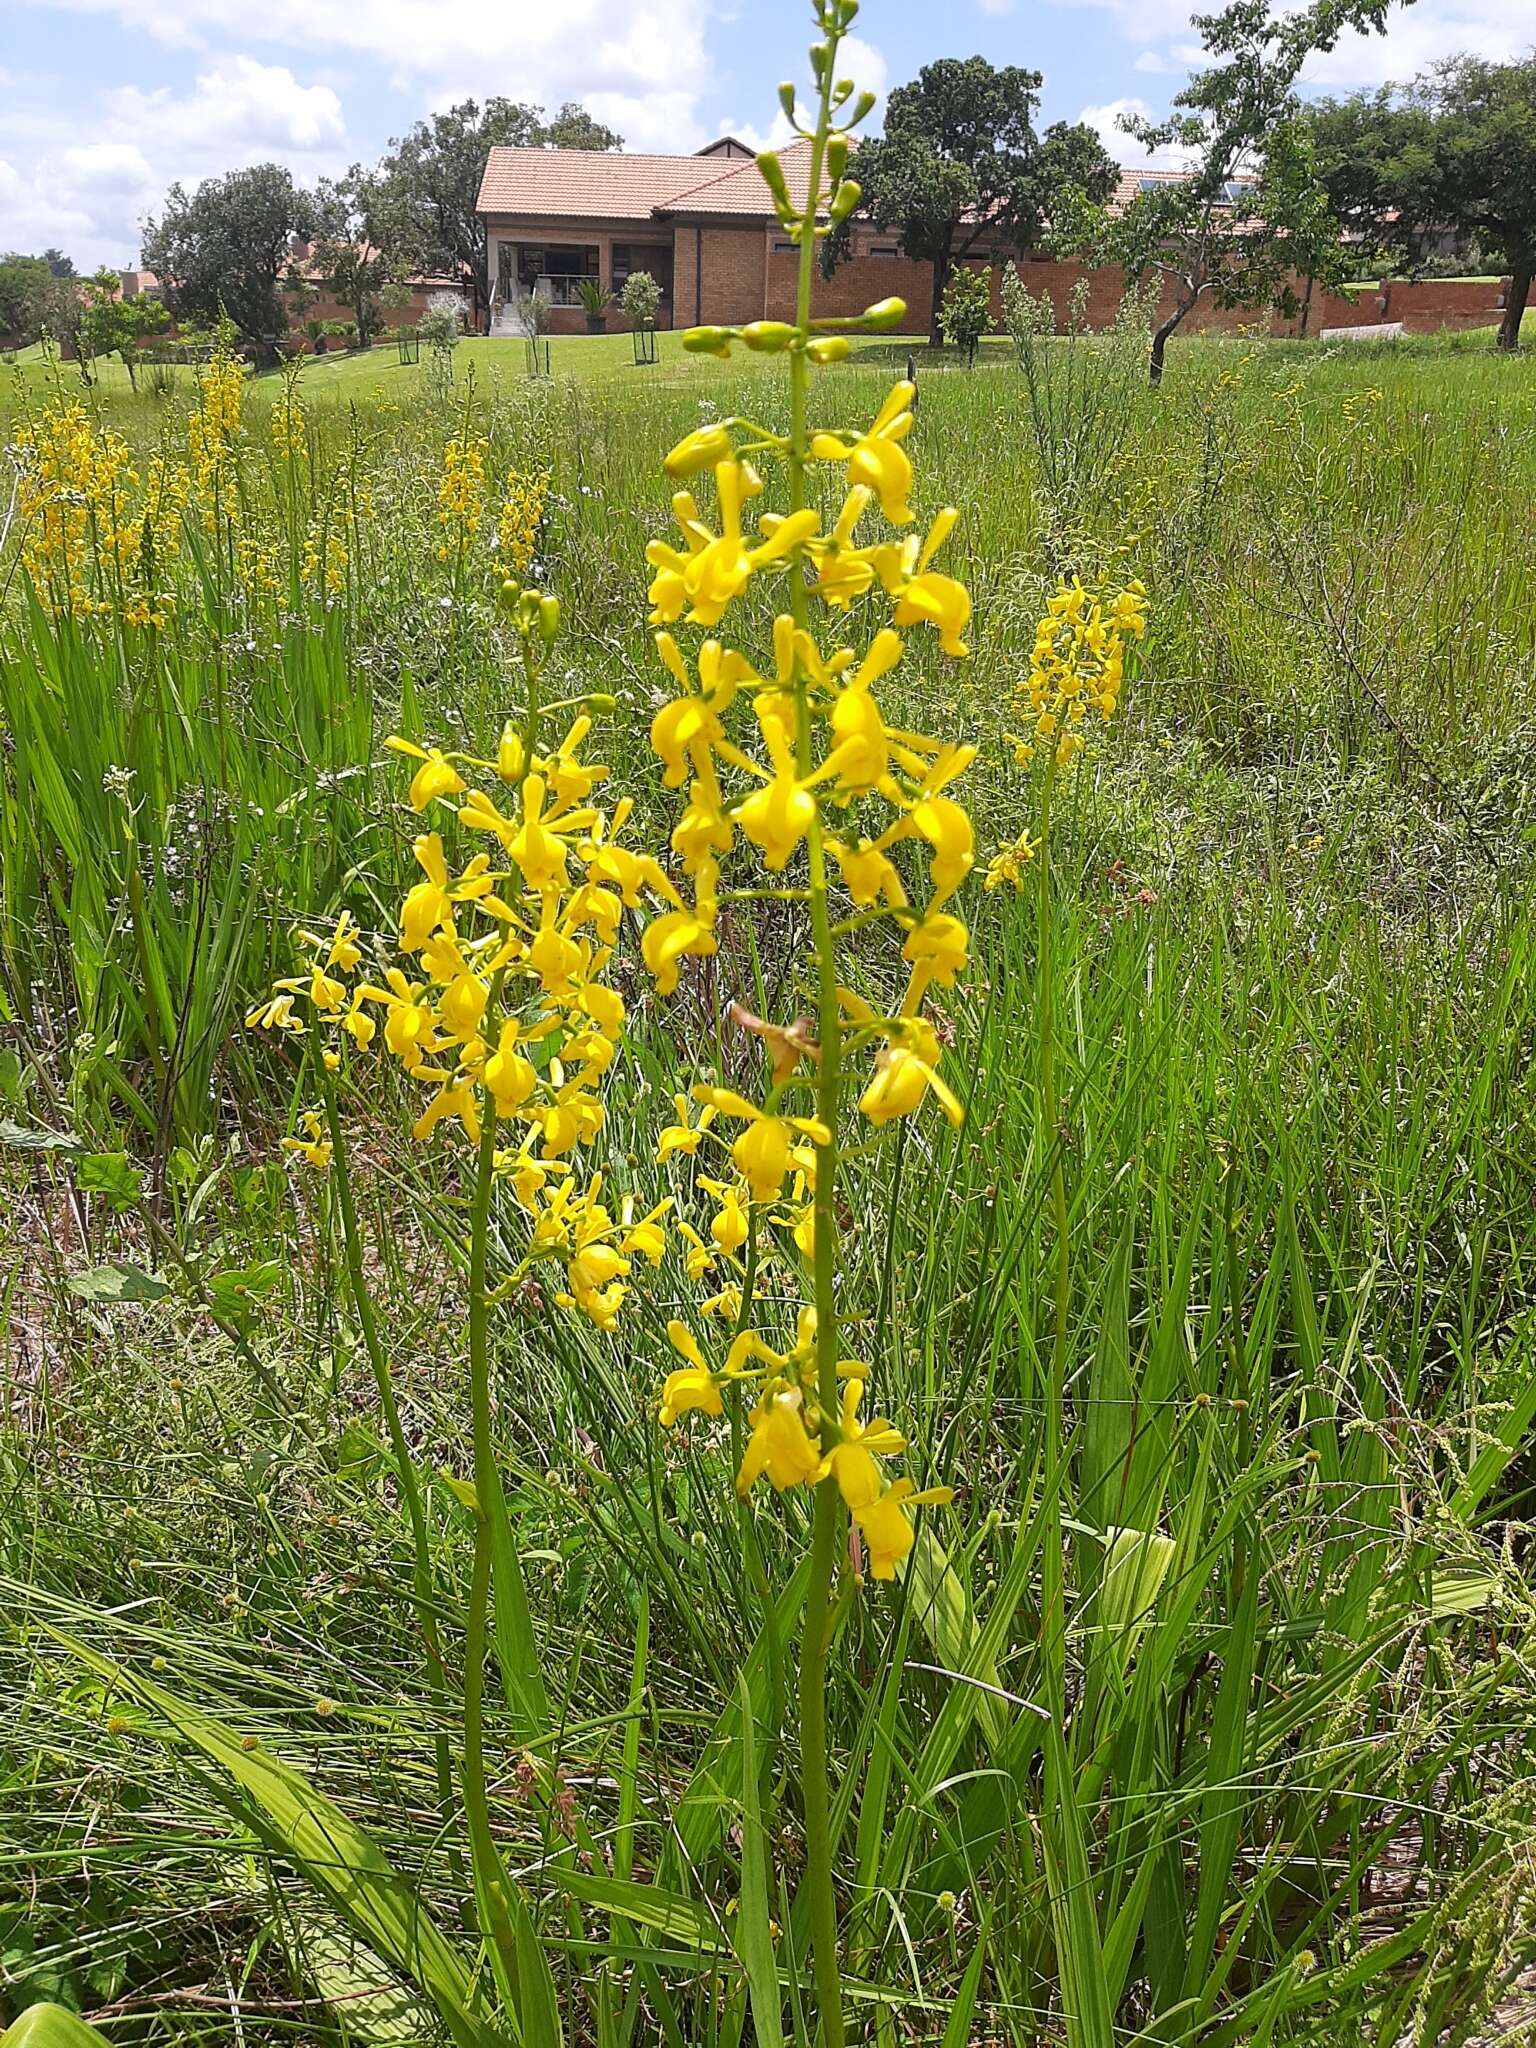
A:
[1106,165,1257,217]
[477,147,730,221]
[659,140,816,217]
[476,139,818,224]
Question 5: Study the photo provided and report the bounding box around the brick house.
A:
[477,136,935,335]
[476,139,1510,342]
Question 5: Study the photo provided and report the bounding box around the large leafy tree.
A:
[142,163,318,353]
[0,254,69,347]
[1306,61,1536,348]
[1304,88,1436,266]
[362,98,622,328]
[1401,57,1535,350]
[305,173,396,342]
[1060,0,1401,381]
[845,57,1116,344]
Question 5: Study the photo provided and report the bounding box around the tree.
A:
[0,254,60,347]
[1399,57,1536,350]
[1060,0,1401,382]
[1304,89,1437,271]
[142,163,318,355]
[76,269,171,389]
[363,98,622,329]
[42,247,76,280]
[839,57,1116,344]
[307,173,395,343]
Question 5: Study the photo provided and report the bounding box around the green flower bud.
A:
[498,578,522,614]
[682,326,734,358]
[742,321,795,354]
[778,81,797,121]
[849,89,877,126]
[860,296,907,332]
[829,178,862,226]
[538,594,561,644]
[585,692,618,712]
[756,152,791,210]
[807,335,851,363]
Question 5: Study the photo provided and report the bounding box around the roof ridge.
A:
[656,137,815,217]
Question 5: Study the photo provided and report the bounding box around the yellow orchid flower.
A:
[811,381,915,526]
[385,736,467,811]
[853,1478,955,1580]
[817,1379,907,1510]
[737,1389,822,1495]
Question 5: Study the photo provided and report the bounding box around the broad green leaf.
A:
[0,1119,81,1154]
[507,1880,565,2048]
[1097,1526,1176,1676]
[67,1263,170,1304]
[1,2008,110,2048]
[734,1673,784,2048]
[78,1151,144,1210]
[48,1632,503,2048]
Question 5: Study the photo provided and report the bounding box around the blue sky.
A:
[1,0,1525,270]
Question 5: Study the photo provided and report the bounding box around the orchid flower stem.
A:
[787,16,847,2045]
[320,1073,462,1877]
[461,963,508,1923]
[1036,760,1071,1727]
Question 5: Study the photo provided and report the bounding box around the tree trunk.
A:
[929,246,953,348]
[123,350,137,392]
[1298,272,1316,341]
[1148,306,1182,385]
[1497,260,1532,352]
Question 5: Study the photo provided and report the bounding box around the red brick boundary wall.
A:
[670,234,1510,341]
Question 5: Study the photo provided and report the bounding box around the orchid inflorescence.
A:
[636,10,976,1581]
[248,585,674,1333]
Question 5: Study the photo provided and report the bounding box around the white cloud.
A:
[725,32,887,157]
[977,0,1016,15]
[1051,0,1530,90]
[1302,0,1535,88]
[1078,96,1202,169]
[109,56,344,155]
[11,0,721,144]
[0,56,350,269]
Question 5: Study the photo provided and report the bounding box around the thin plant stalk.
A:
[785,24,848,2045]
[320,1072,461,1861]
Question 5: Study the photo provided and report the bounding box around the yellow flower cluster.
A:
[642,363,970,1572]
[247,598,670,1332]
[437,432,487,559]
[188,349,245,530]
[13,399,183,628]
[301,519,349,596]
[1014,577,1148,768]
[496,468,548,579]
[271,380,307,460]
[12,400,137,615]
[660,1312,950,1579]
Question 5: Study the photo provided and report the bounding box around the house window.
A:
[870,244,900,257]
[517,244,599,307]
[772,240,797,255]
[613,244,673,303]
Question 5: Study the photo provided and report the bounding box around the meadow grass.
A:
[2,313,1536,2047]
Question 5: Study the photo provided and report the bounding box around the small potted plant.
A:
[306,317,327,355]
[576,277,614,335]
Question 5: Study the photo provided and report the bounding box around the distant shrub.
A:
[620,270,663,328]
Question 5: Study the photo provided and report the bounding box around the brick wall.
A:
[491,209,1510,343]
